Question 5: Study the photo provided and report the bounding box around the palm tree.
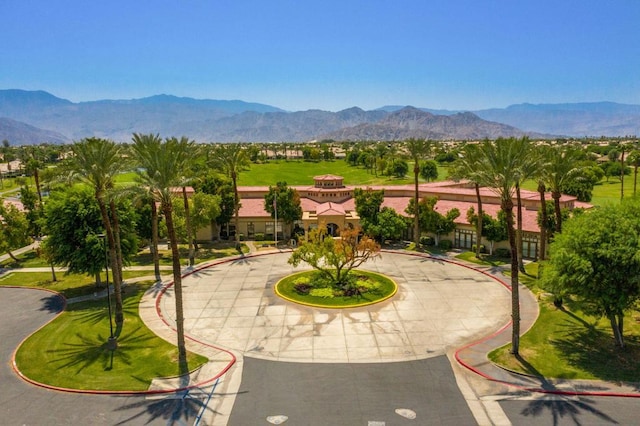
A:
[131,133,193,377]
[512,138,539,272]
[627,150,640,197]
[209,144,250,249]
[449,143,485,257]
[473,137,530,355]
[63,138,128,326]
[404,138,432,244]
[545,146,584,233]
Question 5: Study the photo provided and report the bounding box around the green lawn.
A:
[0,270,156,299]
[490,263,640,382]
[15,281,208,391]
[238,159,449,186]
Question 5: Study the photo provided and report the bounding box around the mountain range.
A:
[1,89,638,145]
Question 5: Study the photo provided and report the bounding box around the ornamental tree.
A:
[264,181,302,240]
[541,200,640,348]
[288,227,380,289]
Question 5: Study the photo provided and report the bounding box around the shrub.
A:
[420,236,435,246]
[471,244,486,254]
[293,283,311,295]
[309,288,335,298]
[254,232,265,241]
[438,239,453,250]
[495,247,511,258]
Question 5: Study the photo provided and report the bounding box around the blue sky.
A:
[2,1,639,111]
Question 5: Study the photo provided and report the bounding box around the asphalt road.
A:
[228,356,476,425]
[0,287,209,426]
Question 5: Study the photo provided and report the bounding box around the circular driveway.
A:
[158,251,512,363]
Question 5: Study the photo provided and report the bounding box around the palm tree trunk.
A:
[620,149,625,200]
[151,200,161,282]
[634,165,638,197]
[232,173,241,249]
[109,200,124,288]
[609,312,625,348]
[474,183,483,257]
[552,191,562,233]
[413,165,420,245]
[537,182,547,261]
[163,202,189,378]
[182,186,195,267]
[34,168,43,210]
[97,198,124,325]
[503,198,520,355]
[516,183,525,272]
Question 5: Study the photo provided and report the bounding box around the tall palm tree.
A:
[131,133,193,377]
[209,144,250,249]
[63,138,128,326]
[545,146,584,233]
[449,143,485,257]
[627,150,640,197]
[404,138,432,244]
[512,138,540,272]
[473,137,530,355]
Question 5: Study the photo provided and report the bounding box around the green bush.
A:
[471,244,486,254]
[438,239,453,250]
[309,288,335,298]
[495,247,511,258]
[254,232,265,241]
[420,236,435,246]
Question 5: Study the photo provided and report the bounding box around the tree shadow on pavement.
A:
[519,395,619,425]
[113,385,248,426]
[39,294,65,313]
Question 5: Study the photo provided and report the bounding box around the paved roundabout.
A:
[155,251,512,364]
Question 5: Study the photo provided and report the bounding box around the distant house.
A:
[194,175,587,259]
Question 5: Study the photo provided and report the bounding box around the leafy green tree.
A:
[467,207,508,255]
[189,192,222,242]
[542,201,640,348]
[131,134,193,376]
[420,160,438,182]
[19,185,42,237]
[353,188,385,238]
[264,181,302,240]
[61,137,129,325]
[41,187,138,283]
[0,201,31,262]
[408,197,459,245]
[288,227,380,289]
[385,158,409,178]
[193,173,235,241]
[209,144,250,248]
[367,207,407,242]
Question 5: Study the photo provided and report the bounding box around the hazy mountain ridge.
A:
[0,117,68,144]
[0,89,637,144]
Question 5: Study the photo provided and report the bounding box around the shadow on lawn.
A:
[551,308,640,385]
[39,294,65,313]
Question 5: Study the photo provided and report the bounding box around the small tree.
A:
[407,197,459,245]
[467,207,508,255]
[354,187,385,238]
[368,207,408,242]
[288,227,380,289]
[420,160,439,182]
[0,201,31,262]
[264,181,303,240]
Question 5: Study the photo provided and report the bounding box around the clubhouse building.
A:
[196,174,587,259]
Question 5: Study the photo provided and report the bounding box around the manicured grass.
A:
[129,242,248,266]
[15,281,208,391]
[490,263,640,382]
[0,270,155,299]
[238,160,450,186]
[454,251,509,267]
[275,270,397,308]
